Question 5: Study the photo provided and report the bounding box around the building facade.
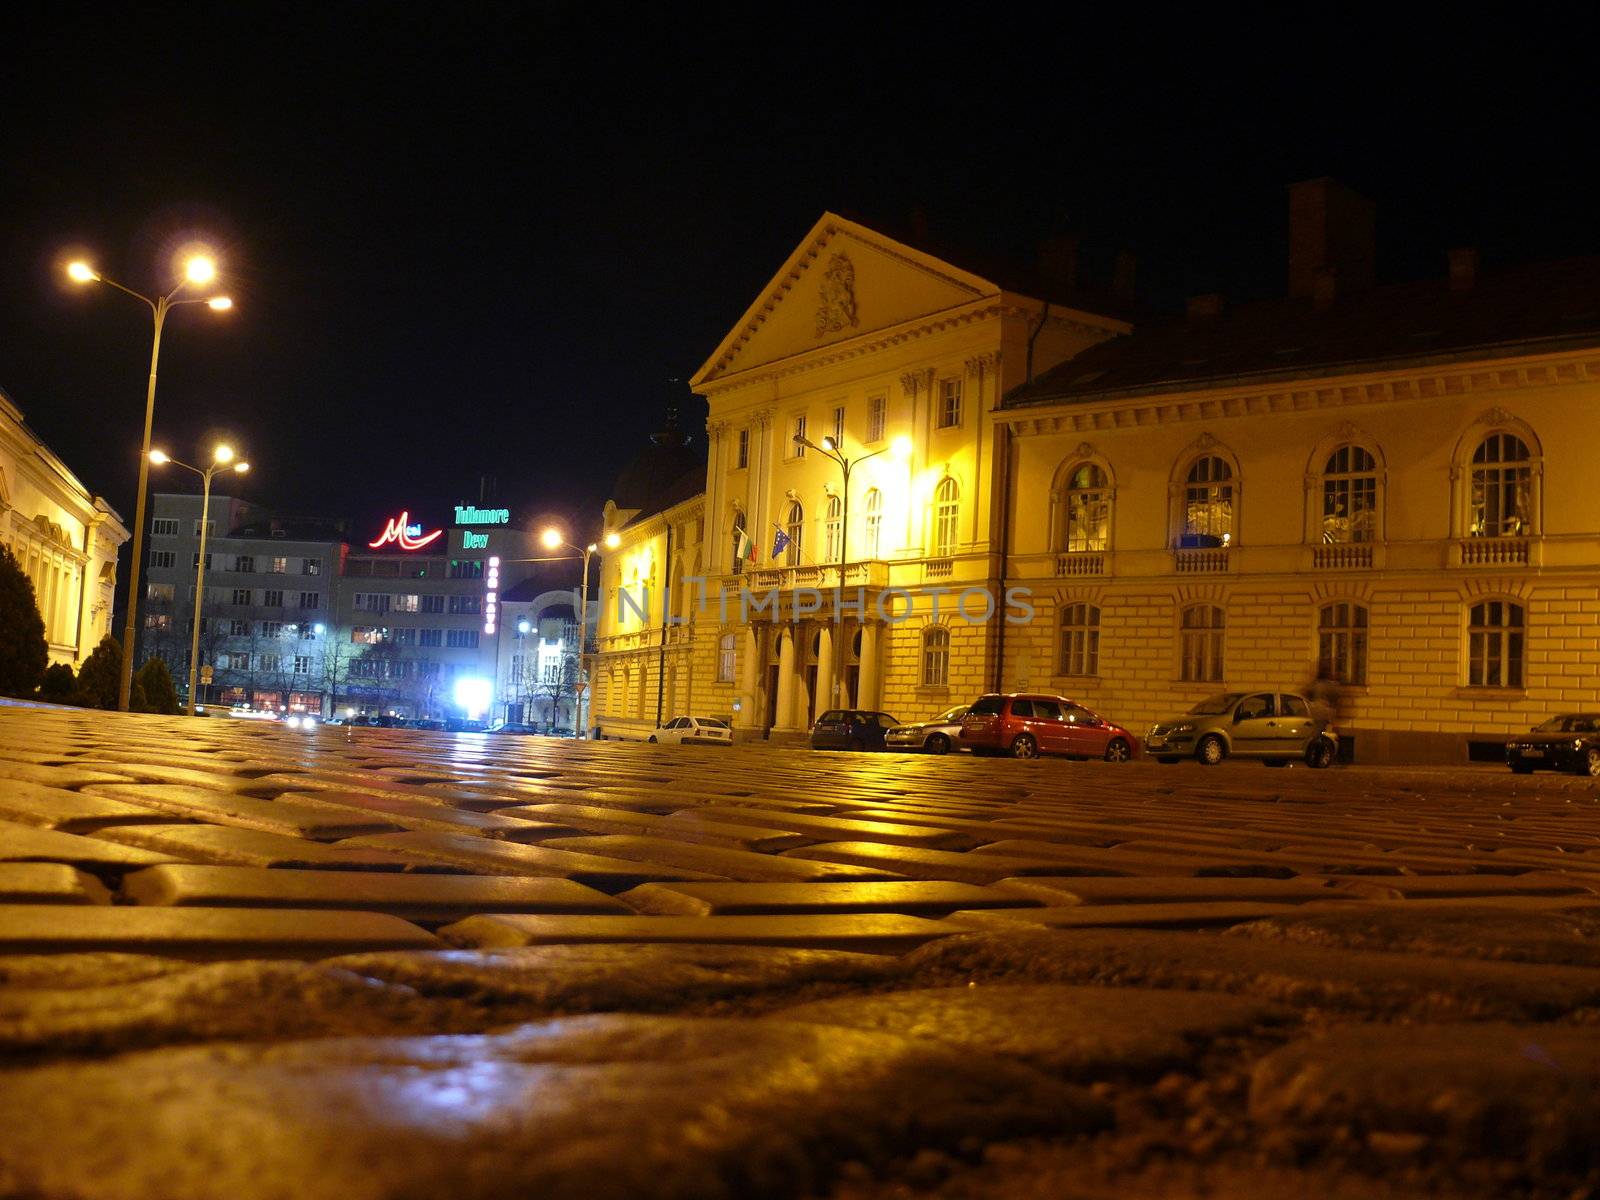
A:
[595,191,1600,761]
[0,387,128,666]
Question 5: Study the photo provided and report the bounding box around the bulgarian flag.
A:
[734,526,757,564]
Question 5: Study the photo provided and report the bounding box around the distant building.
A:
[0,386,128,665]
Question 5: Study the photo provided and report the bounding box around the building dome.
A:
[610,409,704,517]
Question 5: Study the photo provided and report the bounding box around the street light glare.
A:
[891,435,913,460]
[604,532,621,549]
[184,256,217,285]
[207,296,233,311]
[234,462,250,474]
[822,435,838,451]
[148,450,170,465]
[66,261,98,283]
[540,528,563,550]
[213,444,235,463]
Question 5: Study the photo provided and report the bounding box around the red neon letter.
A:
[369,511,443,550]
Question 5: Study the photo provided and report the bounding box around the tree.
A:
[135,657,181,714]
[39,663,76,703]
[73,635,122,709]
[0,545,48,698]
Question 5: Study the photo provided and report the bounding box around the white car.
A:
[648,716,734,745]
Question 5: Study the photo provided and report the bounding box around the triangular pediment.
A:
[691,213,1007,388]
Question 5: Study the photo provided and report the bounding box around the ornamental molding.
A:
[1174,582,1227,605]
[1458,575,1535,601]
[1000,354,1600,439]
[1050,585,1106,607]
[814,252,860,338]
[1310,580,1376,604]
[1475,406,1515,426]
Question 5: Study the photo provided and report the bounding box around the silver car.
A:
[1146,691,1336,767]
[885,705,969,755]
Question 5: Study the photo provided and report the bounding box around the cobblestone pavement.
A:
[2,705,1599,1198]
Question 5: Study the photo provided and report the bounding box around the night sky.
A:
[3,7,1592,546]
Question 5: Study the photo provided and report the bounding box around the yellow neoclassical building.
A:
[595,185,1600,761]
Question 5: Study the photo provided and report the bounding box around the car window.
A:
[700,717,729,729]
[968,696,1005,715]
[877,713,899,728]
[1235,694,1275,721]
[1190,693,1243,715]
[1030,699,1064,720]
[1062,704,1095,723]
[936,706,967,722]
[819,710,846,724]
[1279,695,1310,718]
[1010,699,1035,718]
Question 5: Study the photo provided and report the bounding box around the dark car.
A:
[959,693,1139,761]
[492,722,541,736]
[1506,714,1600,776]
[811,709,899,751]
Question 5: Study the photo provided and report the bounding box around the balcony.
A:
[923,558,954,580]
[1054,551,1106,577]
[1313,543,1373,569]
[1173,547,1230,573]
[1458,537,1530,566]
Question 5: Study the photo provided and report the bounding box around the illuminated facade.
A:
[0,387,128,666]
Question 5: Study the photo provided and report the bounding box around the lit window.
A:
[1318,602,1368,685]
[937,378,962,428]
[1062,463,1110,552]
[1470,434,1533,537]
[1468,599,1525,688]
[270,556,288,574]
[921,626,950,686]
[932,478,959,557]
[717,632,736,683]
[1322,446,1379,543]
[863,489,883,558]
[824,495,843,563]
[791,414,807,458]
[1182,456,1234,544]
[832,405,845,447]
[866,395,886,443]
[1180,604,1225,682]
[785,502,804,566]
[736,428,749,470]
[1058,603,1100,676]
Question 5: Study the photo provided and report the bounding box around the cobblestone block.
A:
[497,803,815,850]
[619,880,1043,917]
[994,875,1351,906]
[0,819,176,871]
[0,863,111,905]
[949,901,1307,931]
[0,780,175,833]
[339,831,727,889]
[547,835,905,883]
[785,841,1110,884]
[80,784,403,840]
[674,807,984,850]
[439,912,962,954]
[91,823,452,871]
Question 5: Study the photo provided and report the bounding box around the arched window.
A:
[932,478,960,557]
[1062,463,1110,553]
[862,489,883,559]
[784,502,804,566]
[1468,599,1525,688]
[1318,602,1368,685]
[1470,434,1533,537]
[1058,603,1100,676]
[824,495,843,563]
[1179,604,1225,682]
[1321,446,1378,544]
[1182,457,1234,544]
[730,510,747,575]
[921,625,950,687]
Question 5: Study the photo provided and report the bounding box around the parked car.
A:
[1145,691,1336,767]
[410,718,446,731]
[811,709,900,751]
[959,694,1139,761]
[1505,714,1600,776]
[885,705,970,754]
[445,718,487,733]
[648,716,734,745]
[491,722,541,736]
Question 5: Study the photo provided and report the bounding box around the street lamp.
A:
[792,432,892,708]
[67,252,234,710]
[541,525,621,738]
[149,445,250,715]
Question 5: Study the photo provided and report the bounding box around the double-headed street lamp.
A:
[67,253,234,711]
[149,445,250,715]
[540,526,621,738]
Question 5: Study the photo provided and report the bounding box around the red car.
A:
[959,693,1139,761]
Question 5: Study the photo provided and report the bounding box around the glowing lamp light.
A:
[517,619,531,634]
[213,444,234,463]
[148,449,170,465]
[66,261,99,283]
[453,676,492,719]
[821,435,838,451]
[184,255,217,285]
[890,435,913,460]
[604,532,621,549]
[540,527,563,550]
[207,296,234,311]
[234,462,250,474]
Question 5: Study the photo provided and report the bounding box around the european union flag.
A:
[771,526,791,559]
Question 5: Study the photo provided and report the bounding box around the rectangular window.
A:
[261,621,284,638]
[260,653,280,673]
[449,559,485,579]
[736,428,749,469]
[354,593,392,613]
[225,619,248,638]
[298,591,319,609]
[717,632,736,683]
[448,595,481,615]
[270,556,288,574]
[937,378,962,428]
[1179,606,1226,683]
[231,588,252,606]
[791,413,807,458]
[293,655,311,675]
[302,558,321,575]
[446,629,480,649]
[235,555,255,573]
[144,613,171,630]
[418,628,443,647]
[193,520,215,537]
[223,652,250,670]
[393,594,420,613]
[421,594,445,613]
[151,518,179,537]
[867,394,886,443]
[394,627,417,646]
[262,589,284,608]
[351,627,383,645]
[149,550,176,569]
[146,582,175,603]
[831,405,845,447]
[192,552,213,570]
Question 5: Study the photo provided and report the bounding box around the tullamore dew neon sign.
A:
[455,505,510,526]
[369,511,444,551]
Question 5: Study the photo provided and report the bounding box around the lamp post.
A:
[541,526,621,738]
[67,255,234,711]
[149,446,250,716]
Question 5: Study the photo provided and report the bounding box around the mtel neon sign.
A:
[455,505,510,526]
[368,511,444,551]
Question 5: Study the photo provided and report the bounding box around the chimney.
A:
[1448,246,1479,290]
[1186,293,1224,320]
[1036,233,1080,289]
[1288,178,1375,300]
[1111,249,1137,302]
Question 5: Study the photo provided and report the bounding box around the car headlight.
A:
[1171,722,1194,734]
[1575,738,1585,751]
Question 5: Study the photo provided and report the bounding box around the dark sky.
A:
[3,6,1593,543]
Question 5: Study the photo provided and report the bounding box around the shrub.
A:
[73,635,122,709]
[39,663,76,703]
[0,545,48,698]
[134,657,180,714]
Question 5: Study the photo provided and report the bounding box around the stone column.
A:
[739,623,762,731]
[813,624,835,722]
[774,626,797,730]
[858,620,882,710]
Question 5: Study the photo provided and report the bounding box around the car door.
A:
[1062,703,1109,756]
[1274,694,1316,754]
[1229,693,1278,754]
[1025,698,1072,754]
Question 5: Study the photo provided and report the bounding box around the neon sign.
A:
[484,555,501,635]
[462,531,489,549]
[455,505,510,526]
[368,511,444,551]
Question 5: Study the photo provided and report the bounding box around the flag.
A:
[771,525,791,560]
[734,527,755,564]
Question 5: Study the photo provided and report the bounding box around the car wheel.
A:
[925,733,951,755]
[1582,748,1600,778]
[1305,739,1334,770]
[1156,756,1181,765]
[1510,763,1535,774]
[1197,734,1226,766]
[647,735,657,744]
[1103,737,1131,763]
[1010,734,1039,760]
